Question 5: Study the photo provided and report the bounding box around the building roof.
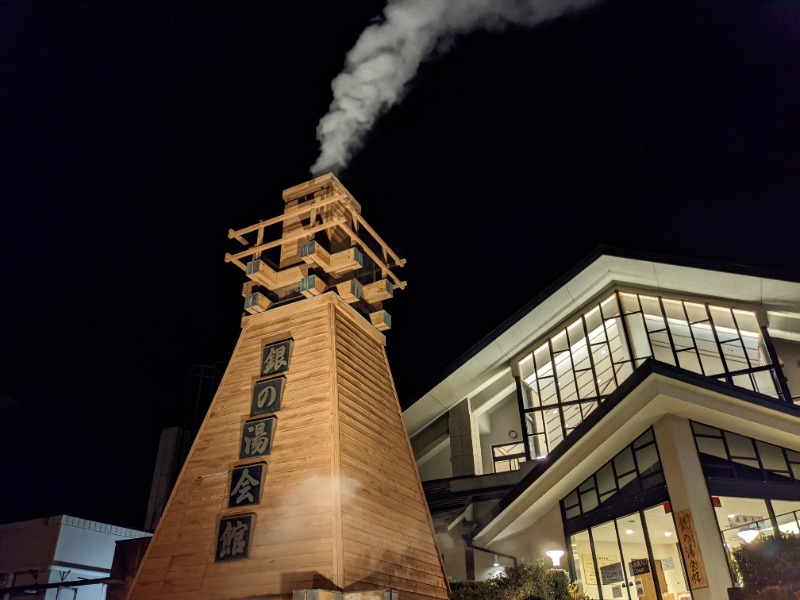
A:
[403,247,800,436]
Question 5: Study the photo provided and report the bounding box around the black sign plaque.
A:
[240,416,276,459]
[261,339,293,377]
[251,377,285,416]
[215,514,254,561]
[228,464,265,508]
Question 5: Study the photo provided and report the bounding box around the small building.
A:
[404,248,800,600]
[0,515,150,599]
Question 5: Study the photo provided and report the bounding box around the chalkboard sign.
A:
[629,558,650,576]
[600,562,625,584]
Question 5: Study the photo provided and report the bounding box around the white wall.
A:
[478,394,522,475]
[436,529,468,581]
[417,438,452,481]
[773,337,800,398]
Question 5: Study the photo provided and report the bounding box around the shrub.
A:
[731,534,800,599]
[449,563,588,600]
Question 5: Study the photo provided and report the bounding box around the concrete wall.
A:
[436,529,468,582]
[490,503,567,569]
[449,399,482,476]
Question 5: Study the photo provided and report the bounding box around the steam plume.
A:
[310,0,597,175]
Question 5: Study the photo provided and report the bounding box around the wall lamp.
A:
[545,550,565,567]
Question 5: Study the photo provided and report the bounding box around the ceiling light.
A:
[493,554,500,567]
[625,529,634,535]
[727,514,735,519]
[665,532,673,537]
[738,529,759,544]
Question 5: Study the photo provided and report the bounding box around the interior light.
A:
[493,554,500,567]
[545,550,565,567]
[727,514,735,519]
[551,409,558,414]
[738,529,760,544]
[625,529,634,535]
[665,532,673,537]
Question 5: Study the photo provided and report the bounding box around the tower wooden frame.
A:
[126,175,448,600]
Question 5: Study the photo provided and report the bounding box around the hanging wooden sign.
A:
[675,509,709,589]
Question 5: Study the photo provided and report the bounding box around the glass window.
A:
[772,500,800,535]
[568,505,692,600]
[692,421,800,485]
[517,292,781,460]
[594,520,632,600]
[713,496,772,585]
[755,441,790,476]
[643,505,691,599]
[492,442,527,473]
[562,430,663,524]
[570,529,602,599]
[618,512,659,600]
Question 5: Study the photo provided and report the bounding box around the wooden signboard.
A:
[675,509,708,590]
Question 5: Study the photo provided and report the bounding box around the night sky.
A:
[2,1,799,530]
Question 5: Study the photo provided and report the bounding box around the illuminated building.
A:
[405,248,800,599]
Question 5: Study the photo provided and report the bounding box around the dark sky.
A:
[2,1,799,530]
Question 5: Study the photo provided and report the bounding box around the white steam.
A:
[310,0,597,176]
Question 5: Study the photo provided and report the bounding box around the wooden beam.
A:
[338,223,407,290]
[228,195,343,240]
[228,228,248,245]
[352,212,406,268]
[226,218,345,263]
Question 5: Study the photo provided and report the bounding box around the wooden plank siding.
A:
[127,293,447,599]
[333,307,449,598]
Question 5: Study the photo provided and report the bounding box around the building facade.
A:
[404,249,800,600]
[0,515,150,599]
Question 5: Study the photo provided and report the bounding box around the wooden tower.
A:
[127,174,449,600]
